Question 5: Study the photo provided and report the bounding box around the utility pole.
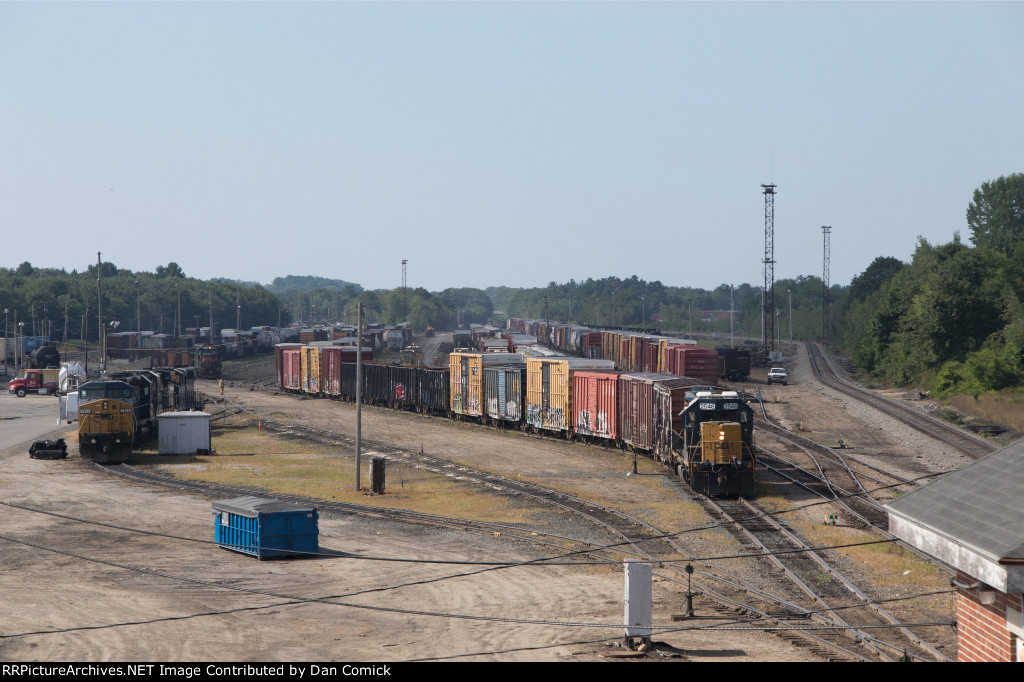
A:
[788,289,793,349]
[822,225,832,346]
[236,292,241,331]
[355,302,363,491]
[209,300,215,343]
[136,280,141,336]
[761,183,777,360]
[97,252,104,374]
[176,284,181,338]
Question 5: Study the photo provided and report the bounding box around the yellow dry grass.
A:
[947,391,1024,432]
[133,416,558,525]
[790,518,946,590]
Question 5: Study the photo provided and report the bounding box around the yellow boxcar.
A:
[449,351,522,417]
[526,357,615,434]
[300,346,321,395]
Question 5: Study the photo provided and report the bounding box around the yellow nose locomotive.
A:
[77,379,136,463]
[77,367,200,464]
[675,390,756,497]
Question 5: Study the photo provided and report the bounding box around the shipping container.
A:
[213,496,319,559]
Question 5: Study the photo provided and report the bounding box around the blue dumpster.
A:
[213,496,319,559]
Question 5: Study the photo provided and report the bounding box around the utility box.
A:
[157,411,212,455]
[213,496,319,559]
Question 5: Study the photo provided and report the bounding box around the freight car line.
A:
[807,344,998,459]
[217,400,897,661]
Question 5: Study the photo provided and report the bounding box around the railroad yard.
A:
[0,342,1008,662]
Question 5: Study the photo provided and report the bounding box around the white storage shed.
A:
[158,411,212,455]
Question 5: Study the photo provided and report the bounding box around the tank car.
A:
[674,390,756,496]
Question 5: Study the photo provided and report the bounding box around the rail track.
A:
[806,344,998,460]
[93,392,955,661]
[702,495,950,662]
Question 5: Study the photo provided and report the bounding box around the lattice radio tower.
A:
[761,184,777,358]
[822,226,832,346]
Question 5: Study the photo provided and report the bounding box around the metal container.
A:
[572,370,620,441]
[157,411,212,455]
[213,496,319,559]
[484,364,526,423]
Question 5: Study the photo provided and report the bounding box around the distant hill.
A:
[267,275,364,295]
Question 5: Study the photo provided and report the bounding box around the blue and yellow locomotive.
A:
[675,390,756,497]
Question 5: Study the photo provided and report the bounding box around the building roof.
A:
[886,438,1024,592]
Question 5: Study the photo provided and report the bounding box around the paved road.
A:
[0,384,67,451]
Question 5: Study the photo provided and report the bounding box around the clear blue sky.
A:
[2,1,1022,292]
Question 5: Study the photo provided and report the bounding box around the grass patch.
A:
[946,391,1024,432]
[133,414,555,525]
[790,519,946,589]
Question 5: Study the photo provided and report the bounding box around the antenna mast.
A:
[761,184,777,359]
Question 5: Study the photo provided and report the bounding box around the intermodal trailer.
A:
[484,363,526,425]
[449,352,523,418]
[572,369,621,442]
[526,357,616,435]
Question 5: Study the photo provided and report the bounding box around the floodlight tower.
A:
[402,259,407,292]
[822,225,832,346]
[761,184,777,358]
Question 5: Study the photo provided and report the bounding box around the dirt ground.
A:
[0,343,966,662]
[0,394,806,663]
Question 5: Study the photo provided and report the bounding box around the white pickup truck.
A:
[767,367,789,385]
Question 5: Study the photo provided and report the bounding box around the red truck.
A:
[8,369,59,397]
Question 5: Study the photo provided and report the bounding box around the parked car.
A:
[767,367,788,385]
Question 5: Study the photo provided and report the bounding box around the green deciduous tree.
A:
[967,172,1024,255]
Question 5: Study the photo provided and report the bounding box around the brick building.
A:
[886,440,1024,662]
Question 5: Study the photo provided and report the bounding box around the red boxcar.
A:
[572,370,621,441]
[282,348,302,392]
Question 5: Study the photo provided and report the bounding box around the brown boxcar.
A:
[618,373,701,459]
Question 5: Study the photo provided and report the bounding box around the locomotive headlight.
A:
[719,430,726,441]
[90,438,97,444]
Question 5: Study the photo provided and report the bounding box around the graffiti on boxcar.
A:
[577,409,593,435]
